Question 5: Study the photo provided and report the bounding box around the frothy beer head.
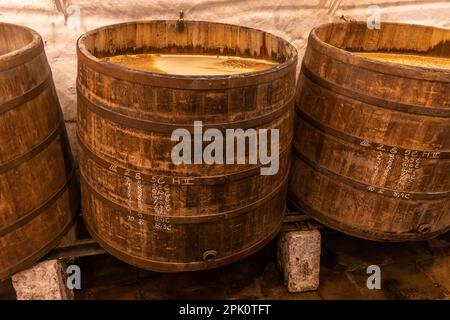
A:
[353,52,450,70]
[102,53,278,76]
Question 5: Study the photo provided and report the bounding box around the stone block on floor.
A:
[12,260,73,300]
[277,229,321,293]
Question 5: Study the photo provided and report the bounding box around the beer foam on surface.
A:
[102,53,278,75]
[353,52,450,70]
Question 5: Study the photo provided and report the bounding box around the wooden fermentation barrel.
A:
[290,22,450,241]
[0,23,78,279]
[77,21,297,271]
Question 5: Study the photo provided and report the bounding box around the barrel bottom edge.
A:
[0,179,80,281]
[288,193,449,242]
[0,210,78,281]
[82,211,284,273]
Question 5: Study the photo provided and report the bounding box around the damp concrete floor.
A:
[1,228,449,300]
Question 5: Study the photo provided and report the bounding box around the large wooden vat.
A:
[0,23,78,280]
[77,21,297,271]
[290,22,450,241]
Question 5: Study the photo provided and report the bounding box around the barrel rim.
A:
[0,22,43,70]
[76,20,298,89]
[309,21,450,82]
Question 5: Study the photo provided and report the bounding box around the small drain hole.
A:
[418,224,431,234]
[202,250,217,262]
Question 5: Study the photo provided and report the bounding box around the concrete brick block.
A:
[12,260,73,300]
[277,229,321,293]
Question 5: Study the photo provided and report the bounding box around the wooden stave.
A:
[77,20,297,271]
[0,23,78,279]
[290,22,450,241]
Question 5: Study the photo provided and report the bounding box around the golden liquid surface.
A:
[101,53,278,75]
[353,52,450,69]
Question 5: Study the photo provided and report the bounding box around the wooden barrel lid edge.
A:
[0,23,44,72]
[76,20,298,90]
[77,48,297,90]
[309,21,450,83]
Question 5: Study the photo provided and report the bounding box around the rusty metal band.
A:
[0,165,77,237]
[77,132,291,186]
[295,107,450,160]
[0,121,64,174]
[0,72,51,115]
[287,192,449,242]
[301,63,450,118]
[292,147,450,201]
[80,169,288,224]
[77,84,293,133]
[0,39,44,72]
